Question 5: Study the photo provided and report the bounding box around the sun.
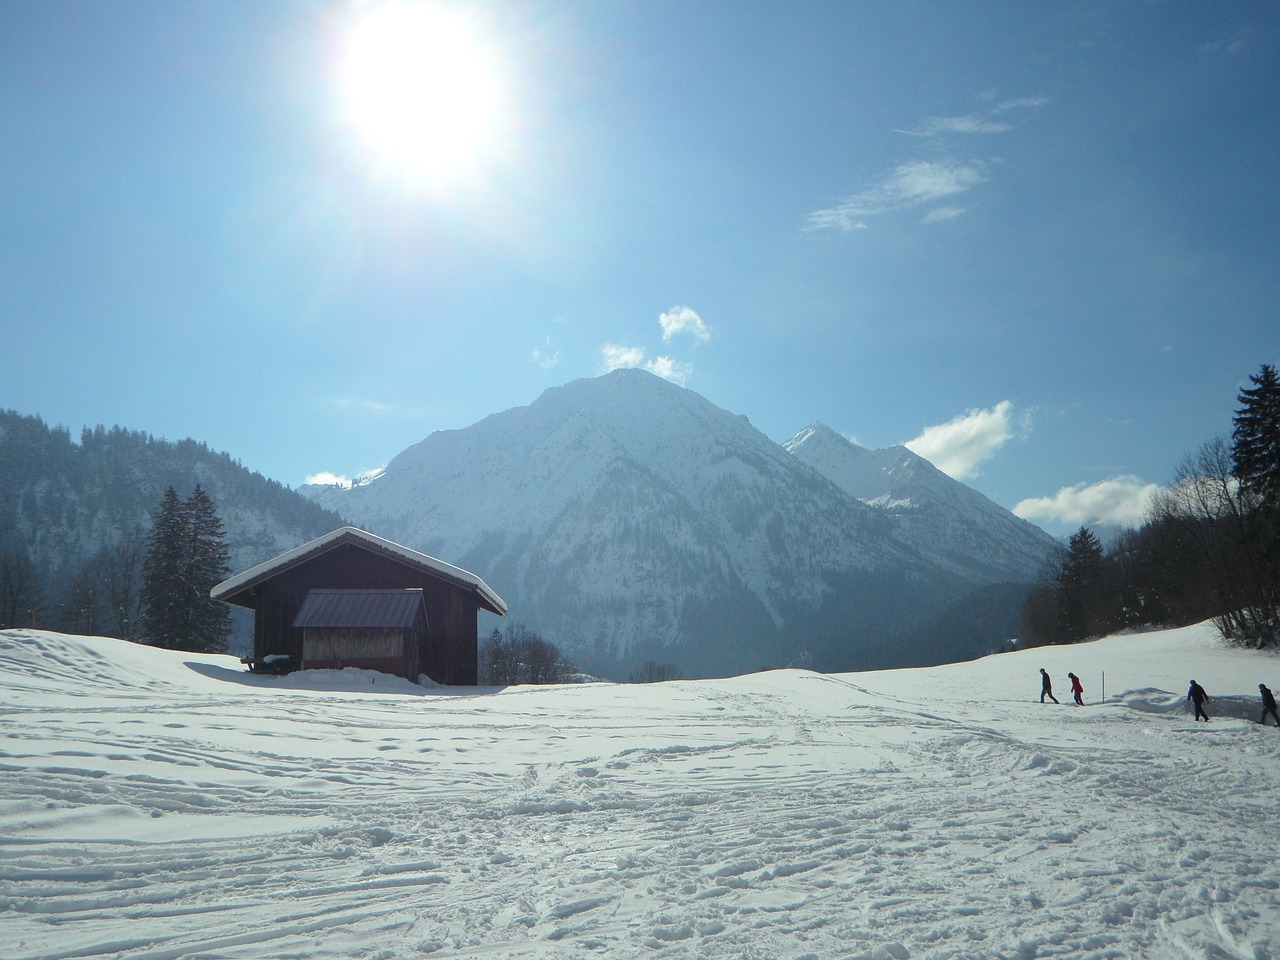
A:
[338,1,509,191]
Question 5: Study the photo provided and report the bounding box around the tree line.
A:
[479,623,681,685]
[1,484,233,654]
[1021,363,1280,648]
[0,410,342,636]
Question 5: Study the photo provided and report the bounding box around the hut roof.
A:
[293,589,426,630]
[211,526,507,616]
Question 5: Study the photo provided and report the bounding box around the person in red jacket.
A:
[1068,671,1084,706]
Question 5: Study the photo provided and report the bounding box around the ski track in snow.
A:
[2,627,1279,959]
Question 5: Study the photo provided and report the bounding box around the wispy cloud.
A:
[905,401,1025,480]
[1013,476,1162,529]
[532,336,560,369]
[993,96,1049,113]
[808,159,989,231]
[333,396,391,413]
[808,96,1045,232]
[600,344,692,384]
[923,205,967,224]
[659,305,711,343]
[910,115,1012,136]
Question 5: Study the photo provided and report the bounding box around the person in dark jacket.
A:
[1260,683,1280,726]
[1068,671,1084,706]
[1187,680,1210,722]
[1040,668,1059,704]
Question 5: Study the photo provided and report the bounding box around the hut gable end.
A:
[211,527,505,685]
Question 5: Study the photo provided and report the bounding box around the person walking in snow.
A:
[1187,679,1210,722]
[1259,683,1280,726]
[1068,671,1084,706]
[1040,668,1059,704]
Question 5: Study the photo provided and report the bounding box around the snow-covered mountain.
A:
[783,422,1058,583]
[306,370,1054,678]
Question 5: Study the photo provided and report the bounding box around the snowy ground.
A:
[3,623,1279,960]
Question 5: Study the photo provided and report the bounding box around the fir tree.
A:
[1232,362,1280,508]
[140,485,232,652]
[1230,362,1280,644]
[1059,526,1106,642]
[141,486,188,649]
[183,484,232,653]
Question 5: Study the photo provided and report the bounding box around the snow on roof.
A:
[211,526,507,616]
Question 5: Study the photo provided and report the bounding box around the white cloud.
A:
[304,471,350,487]
[905,401,1022,480]
[599,344,692,384]
[1013,476,1162,529]
[600,343,647,371]
[659,305,710,343]
[807,159,989,231]
[532,336,560,369]
[644,355,692,384]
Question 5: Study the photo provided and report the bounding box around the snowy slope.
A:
[305,371,1038,677]
[3,622,1279,959]
[784,422,1057,582]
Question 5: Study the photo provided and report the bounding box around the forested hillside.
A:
[0,410,344,637]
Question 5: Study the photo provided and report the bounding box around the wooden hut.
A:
[293,588,428,677]
[211,526,506,684]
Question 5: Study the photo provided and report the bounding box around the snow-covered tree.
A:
[141,487,188,649]
[1233,362,1280,508]
[183,485,232,653]
[141,485,231,653]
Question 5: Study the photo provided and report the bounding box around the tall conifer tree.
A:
[1230,362,1280,644]
[141,486,187,648]
[1059,526,1106,642]
[1232,362,1280,508]
[184,484,232,653]
[140,485,232,653]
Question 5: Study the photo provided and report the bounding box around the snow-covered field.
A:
[3,624,1278,960]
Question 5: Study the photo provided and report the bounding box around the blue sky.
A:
[2,1,1277,536]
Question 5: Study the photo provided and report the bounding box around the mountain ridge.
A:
[307,370,1055,677]
[783,420,1057,583]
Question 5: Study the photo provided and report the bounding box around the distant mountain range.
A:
[3,374,1058,677]
[305,370,1057,678]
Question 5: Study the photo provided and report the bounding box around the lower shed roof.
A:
[292,589,425,629]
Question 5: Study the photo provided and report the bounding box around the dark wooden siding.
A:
[249,542,480,684]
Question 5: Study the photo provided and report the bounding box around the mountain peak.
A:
[308,373,1056,678]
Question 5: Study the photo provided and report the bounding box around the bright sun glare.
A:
[340,1,508,191]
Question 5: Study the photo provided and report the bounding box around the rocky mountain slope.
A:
[306,371,1054,678]
[783,422,1057,582]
